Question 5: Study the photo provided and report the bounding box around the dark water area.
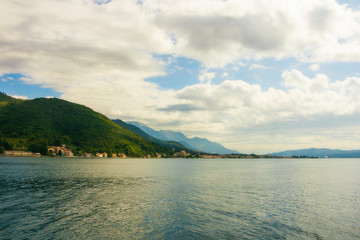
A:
[1,157,359,239]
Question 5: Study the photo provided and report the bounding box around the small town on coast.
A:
[1,145,305,159]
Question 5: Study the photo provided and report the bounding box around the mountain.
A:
[112,119,198,153]
[126,121,168,140]
[127,121,239,154]
[0,93,174,157]
[270,148,360,158]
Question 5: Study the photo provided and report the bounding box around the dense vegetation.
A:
[0,92,23,107]
[0,93,175,157]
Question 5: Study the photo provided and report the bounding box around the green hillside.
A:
[0,92,23,107]
[0,93,174,157]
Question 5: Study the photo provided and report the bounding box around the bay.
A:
[1,157,359,239]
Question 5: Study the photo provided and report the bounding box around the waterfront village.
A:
[1,145,294,159]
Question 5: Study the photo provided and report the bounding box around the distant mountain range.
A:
[112,119,198,153]
[270,148,360,158]
[127,121,239,154]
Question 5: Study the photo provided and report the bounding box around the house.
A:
[118,153,126,158]
[48,148,56,156]
[112,154,117,158]
[174,150,190,158]
[47,145,74,157]
[64,150,74,157]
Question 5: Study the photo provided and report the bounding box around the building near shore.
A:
[47,145,74,157]
[4,150,41,157]
[95,152,110,158]
[174,150,190,158]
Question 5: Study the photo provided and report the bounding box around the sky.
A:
[1,0,360,154]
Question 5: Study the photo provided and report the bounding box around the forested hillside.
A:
[0,93,174,157]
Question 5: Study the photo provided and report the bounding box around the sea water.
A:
[1,157,359,239]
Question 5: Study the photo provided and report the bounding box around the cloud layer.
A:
[1,0,360,153]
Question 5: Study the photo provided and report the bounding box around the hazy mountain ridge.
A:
[112,119,198,153]
[270,148,360,158]
[127,121,239,154]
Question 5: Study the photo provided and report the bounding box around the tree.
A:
[61,135,72,145]
[0,138,12,150]
[29,140,48,155]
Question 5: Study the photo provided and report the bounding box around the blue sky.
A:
[1,74,60,99]
[147,56,360,91]
[2,58,360,97]
[1,0,360,153]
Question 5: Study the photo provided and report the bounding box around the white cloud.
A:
[249,64,271,70]
[221,72,229,78]
[309,64,320,72]
[19,77,33,83]
[283,70,330,92]
[1,0,359,90]
[10,95,28,100]
[199,69,216,83]
[174,65,183,71]
[0,1,359,74]
[1,76,15,82]
[156,70,360,153]
[170,70,360,124]
[152,0,360,66]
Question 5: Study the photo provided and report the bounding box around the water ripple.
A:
[1,157,360,239]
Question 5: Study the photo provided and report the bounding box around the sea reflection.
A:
[0,158,164,239]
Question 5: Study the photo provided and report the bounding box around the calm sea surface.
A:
[1,157,359,239]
